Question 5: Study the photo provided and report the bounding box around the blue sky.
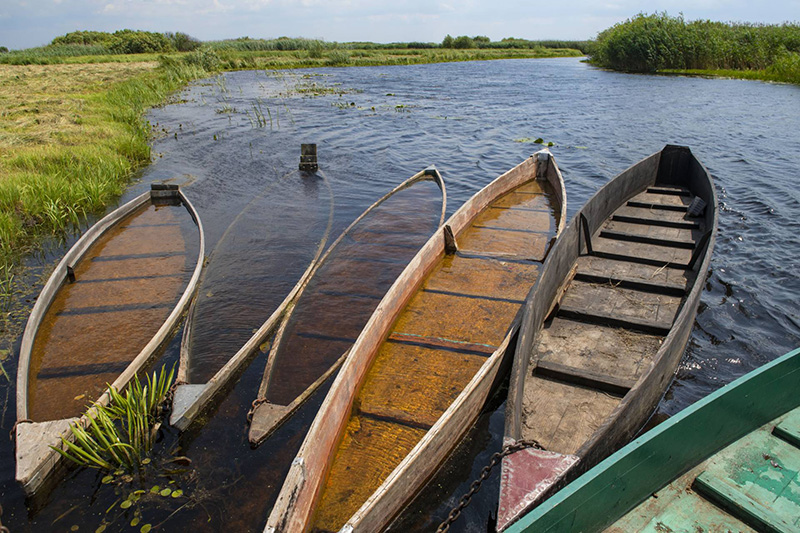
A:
[2,0,798,50]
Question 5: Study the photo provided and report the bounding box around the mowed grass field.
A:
[0,47,583,306]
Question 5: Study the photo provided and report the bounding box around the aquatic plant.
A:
[52,365,175,471]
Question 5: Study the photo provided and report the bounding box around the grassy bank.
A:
[0,41,582,306]
[590,13,800,84]
[0,52,218,305]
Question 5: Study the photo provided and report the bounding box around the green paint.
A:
[506,347,800,533]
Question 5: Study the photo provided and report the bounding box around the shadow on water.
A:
[2,58,799,531]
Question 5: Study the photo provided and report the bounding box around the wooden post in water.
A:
[299,144,318,172]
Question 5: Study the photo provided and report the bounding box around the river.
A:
[1,56,798,532]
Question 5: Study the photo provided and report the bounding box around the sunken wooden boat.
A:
[506,347,800,533]
[266,149,566,533]
[170,170,334,430]
[248,167,447,446]
[497,145,718,531]
[15,184,205,495]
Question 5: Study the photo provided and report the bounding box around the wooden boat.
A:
[170,170,334,430]
[505,346,800,533]
[15,184,205,495]
[498,145,718,531]
[248,167,447,446]
[267,150,566,533]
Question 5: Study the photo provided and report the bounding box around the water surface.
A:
[1,57,798,532]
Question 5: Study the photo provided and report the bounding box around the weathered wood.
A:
[507,347,800,533]
[16,187,205,496]
[247,168,446,445]
[171,170,337,430]
[265,150,565,533]
[500,145,718,531]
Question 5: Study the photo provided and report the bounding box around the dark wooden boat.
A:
[267,150,566,533]
[248,167,446,446]
[15,184,205,495]
[506,347,800,533]
[498,145,718,531]
[170,170,334,430]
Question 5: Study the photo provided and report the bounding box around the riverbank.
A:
[0,46,582,311]
[590,13,800,85]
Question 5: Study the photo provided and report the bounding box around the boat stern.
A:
[496,441,579,532]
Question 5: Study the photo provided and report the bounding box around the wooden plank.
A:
[592,236,694,268]
[774,409,800,448]
[611,213,700,230]
[574,255,690,295]
[629,190,692,207]
[535,360,635,396]
[626,200,688,212]
[520,376,621,455]
[505,347,800,533]
[613,204,698,226]
[537,317,661,385]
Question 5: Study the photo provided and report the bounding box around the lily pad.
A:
[159,488,172,497]
[141,525,152,533]
[150,485,160,493]
[171,489,183,498]
[101,475,114,484]
[120,500,132,509]
[131,517,140,527]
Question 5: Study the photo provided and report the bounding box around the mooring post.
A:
[299,144,318,171]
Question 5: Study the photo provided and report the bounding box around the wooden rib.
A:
[627,200,688,212]
[556,306,672,336]
[534,360,634,397]
[387,332,497,357]
[611,213,700,230]
[598,230,696,249]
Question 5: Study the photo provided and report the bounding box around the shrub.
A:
[0,46,9,53]
[453,35,476,49]
[326,49,350,66]
[108,29,174,54]
[165,31,201,52]
[442,34,454,48]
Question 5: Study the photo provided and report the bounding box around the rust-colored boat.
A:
[497,145,718,531]
[266,150,566,533]
[15,184,205,495]
[248,167,446,446]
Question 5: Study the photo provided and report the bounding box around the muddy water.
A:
[2,57,799,532]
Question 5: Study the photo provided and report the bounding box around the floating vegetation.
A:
[333,101,357,109]
[215,104,236,114]
[514,137,555,146]
[52,365,175,472]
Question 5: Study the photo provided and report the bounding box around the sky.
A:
[1,0,799,50]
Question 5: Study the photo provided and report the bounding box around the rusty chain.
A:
[246,397,268,424]
[436,439,543,533]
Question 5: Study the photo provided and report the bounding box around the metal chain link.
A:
[436,439,543,533]
[0,502,10,533]
[246,397,268,424]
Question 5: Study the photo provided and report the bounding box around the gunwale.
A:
[15,185,205,495]
[499,145,718,531]
[170,169,335,431]
[248,167,447,446]
[265,150,565,533]
[505,347,800,533]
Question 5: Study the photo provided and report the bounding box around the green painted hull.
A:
[506,347,800,533]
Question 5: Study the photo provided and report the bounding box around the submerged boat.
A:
[498,145,718,531]
[248,168,446,446]
[15,184,205,495]
[170,170,334,430]
[267,150,566,533]
[506,347,800,533]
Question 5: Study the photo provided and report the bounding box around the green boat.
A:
[505,346,800,533]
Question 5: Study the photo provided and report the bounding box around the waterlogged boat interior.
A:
[27,200,199,422]
[182,171,333,384]
[609,405,800,533]
[249,176,445,444]
[309,177,561,532]
[521,184,707,454]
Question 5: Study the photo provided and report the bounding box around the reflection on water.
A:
[3,58,799,532]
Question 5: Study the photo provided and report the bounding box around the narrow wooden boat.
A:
[506,347,800,533]
[170,170,334,430]
[248,167,447,446]
[267,150,566,533]
[498,145,718,531]
[15,184,205,495]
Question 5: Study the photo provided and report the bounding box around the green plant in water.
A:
[52,365,175,471]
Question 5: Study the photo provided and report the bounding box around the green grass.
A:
[0,53,218,308]
[0,43,581,308]
[53,365,175,471]
[591,13,800,84]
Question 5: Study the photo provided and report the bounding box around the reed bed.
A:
[591,13,800,83]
